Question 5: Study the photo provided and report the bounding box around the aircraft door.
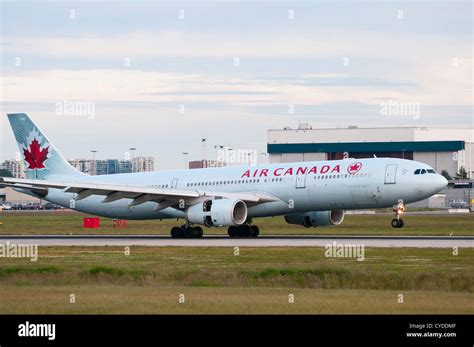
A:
[296,172,307,189]
[171,179,179,189]
[384,164,397,184]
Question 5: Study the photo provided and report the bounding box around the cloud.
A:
[3,29,470,62]
[2,27,471,108]
[1,60,471,109]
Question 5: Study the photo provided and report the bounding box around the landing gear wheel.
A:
[238,225,251,237]
[228,225,260,238]
[398,219,404,228]
[391,218,404,228]
[171,226,183,238]
[171,225,204,238]
[249,225,260,238]
[391,219,399,228]
[228,226,238,238]
[194,226,203,238]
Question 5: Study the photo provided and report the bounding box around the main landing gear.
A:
[391,199,405,228]
[228,225,260,238]
[169,223,261,238]
[170,224,203,238]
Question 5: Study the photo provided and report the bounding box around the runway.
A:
[0,235,473,248]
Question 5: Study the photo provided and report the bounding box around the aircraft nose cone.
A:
[433,174,448,192]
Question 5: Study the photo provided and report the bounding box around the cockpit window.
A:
[415,168,436,175]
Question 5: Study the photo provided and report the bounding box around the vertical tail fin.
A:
[7,113,84,179]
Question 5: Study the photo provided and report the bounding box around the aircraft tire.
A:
[249,225,260,238]
[238,225,251,237]
[398,219,404,228]
[171,226,183,238]
[228,226,238,238]
[194,226,204,238]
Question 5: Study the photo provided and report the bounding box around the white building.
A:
[132,156,155,172]
[268,126,473,178]
[68,159,94,175]
[189,159,225,169]
[1,160,26,178]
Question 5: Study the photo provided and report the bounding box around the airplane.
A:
[0,113,448,238]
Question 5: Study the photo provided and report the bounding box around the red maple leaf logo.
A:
[23,138,49,169]
[347,162,362,174]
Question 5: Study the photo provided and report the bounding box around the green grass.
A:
[1,286,472,314]
[0,211,472,313]
[0,265,62,276]
[0,211,472,236]
[0,246,472,313]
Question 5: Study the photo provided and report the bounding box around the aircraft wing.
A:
[0,177,278,210]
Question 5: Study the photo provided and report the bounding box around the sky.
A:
[0,0,472,169]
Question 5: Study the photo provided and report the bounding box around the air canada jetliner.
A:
[1,113,448,238]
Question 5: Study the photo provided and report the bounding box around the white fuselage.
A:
[38,157,447,220]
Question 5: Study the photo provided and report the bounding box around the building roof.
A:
[267,141,465,153]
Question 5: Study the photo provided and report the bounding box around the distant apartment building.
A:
[68,159,94,175]
[132,156,155,173]
[1,160,26,178]
[189,159,225,169]
[68,157,154,175]
[1,156,154,177]
[117,160,133,174]
[94,159,133,175]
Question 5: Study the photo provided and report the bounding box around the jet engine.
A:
[186,198,248,227]
[284,210,344,227]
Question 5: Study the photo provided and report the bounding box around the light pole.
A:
[129,147,136,172]
[201,138,207,161]
[91,150,97,175]
[182,152,189,169]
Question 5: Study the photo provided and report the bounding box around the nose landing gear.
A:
[391,199,405,228]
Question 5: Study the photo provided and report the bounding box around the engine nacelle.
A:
[284,210,344,227]
[186,198,248,227]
